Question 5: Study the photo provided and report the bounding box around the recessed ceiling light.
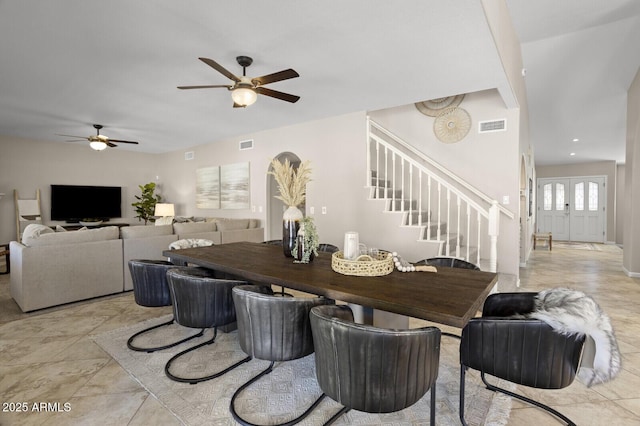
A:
[570,152,576,156]
[572,138,579,142]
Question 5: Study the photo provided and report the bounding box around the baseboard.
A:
[622,265,640,278]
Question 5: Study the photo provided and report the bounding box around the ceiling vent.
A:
[184,151,195,160]
[478,119,507,133]
[239,139,254,150]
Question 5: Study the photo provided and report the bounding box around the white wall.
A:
[616,164,625,245]
[155,111,370,248]
[624,67,640,275]
[1,106,522,275]
[0,135,159,243]
[369,89,521,275]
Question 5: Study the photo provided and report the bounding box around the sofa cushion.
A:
[154,216,174,226]
[216,219,250,231]
[25,226,120,247]
[173,216,194,223]
[22,224,55,244]
[173,221,217,235]
[120,224,174,239]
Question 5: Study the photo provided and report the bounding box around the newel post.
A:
[488,201,500,273]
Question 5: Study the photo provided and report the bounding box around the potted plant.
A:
[292,215,319,263]
[132,182,162,225]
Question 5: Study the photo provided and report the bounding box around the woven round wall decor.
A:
[415,94,465,117]
[433,107,471,144]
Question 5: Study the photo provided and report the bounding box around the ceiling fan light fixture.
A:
[90,141,107,151]
[231,86,257,106]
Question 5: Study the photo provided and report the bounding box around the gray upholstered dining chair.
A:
[127,259,204,352]
[318,243,339,253]
[418,256,480,270]
[416,255,480,339]
[164,267,250,384]
[459,292,586,426]
[229,284,335,426]
[310,304,441,426]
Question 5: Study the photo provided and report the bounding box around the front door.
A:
[537,178,570,240]
[537,177,605,242]
[570,177,605,242]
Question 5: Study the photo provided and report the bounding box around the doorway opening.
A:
[266,152,304,240]
[536,176,606,242]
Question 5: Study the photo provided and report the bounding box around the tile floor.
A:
[0,244,639,425]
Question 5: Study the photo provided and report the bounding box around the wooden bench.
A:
[533,233,552,251]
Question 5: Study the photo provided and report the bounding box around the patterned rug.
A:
[93,315,512,425]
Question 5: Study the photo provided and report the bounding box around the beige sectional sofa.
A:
[10,218,264,312]
[10,226,124,312]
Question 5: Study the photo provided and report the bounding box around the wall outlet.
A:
[309,206,315,215]
[322,206,327,215]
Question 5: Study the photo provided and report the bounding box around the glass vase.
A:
[282,206,303,258]
[294,232,315,263]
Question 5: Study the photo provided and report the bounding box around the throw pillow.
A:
[22,224,54,244]
[155,216,174,226]
[55,225,68,232]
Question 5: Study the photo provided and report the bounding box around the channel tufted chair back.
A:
[230,284,335,426]
[167,267,242,329]
[310,304,441,425]
[128,259,175,307]
[232,284,334,361]
[127,260,205,353]
[459,292,586,426]
[163,267,250,384]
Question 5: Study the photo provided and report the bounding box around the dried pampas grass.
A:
[269,158,312,207]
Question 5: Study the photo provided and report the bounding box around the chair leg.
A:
[164,327,251,384]
[230,361,328,426]
[460,365,468,426]
[430,380,436,426]
[322,406,351,426]
[127,316,205,353]
[480,372,576,426]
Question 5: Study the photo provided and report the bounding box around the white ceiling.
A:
[1,1,639,166]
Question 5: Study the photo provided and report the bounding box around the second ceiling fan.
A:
[178,56,300,107]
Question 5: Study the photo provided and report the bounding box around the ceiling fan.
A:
[178,56,300,107]
[57,124,139,151]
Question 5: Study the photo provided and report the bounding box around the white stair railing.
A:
[366,117,514,272]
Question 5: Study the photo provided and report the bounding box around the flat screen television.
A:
[51,184,122,222]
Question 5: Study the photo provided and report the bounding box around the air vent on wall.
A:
[184,151,195,160]
[478,119,507,133]
[239,139,254,150]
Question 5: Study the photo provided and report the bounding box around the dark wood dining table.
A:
[163,241,498,328]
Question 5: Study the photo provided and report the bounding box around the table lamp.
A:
[154,203,175,226]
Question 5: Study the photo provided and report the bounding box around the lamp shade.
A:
[154,203,175,217]
[231,87,257,106]
[89,141,107,151]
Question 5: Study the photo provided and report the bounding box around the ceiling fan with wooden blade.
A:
[57,124,139,150]
[178,56,300,107]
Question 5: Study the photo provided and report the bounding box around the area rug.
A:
[93,315,512,425]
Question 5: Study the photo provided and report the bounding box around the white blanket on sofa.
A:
[528,287,621,387]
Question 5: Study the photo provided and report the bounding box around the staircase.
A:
[366,117,514,272]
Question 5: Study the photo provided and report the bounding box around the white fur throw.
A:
[529,287,621,387]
